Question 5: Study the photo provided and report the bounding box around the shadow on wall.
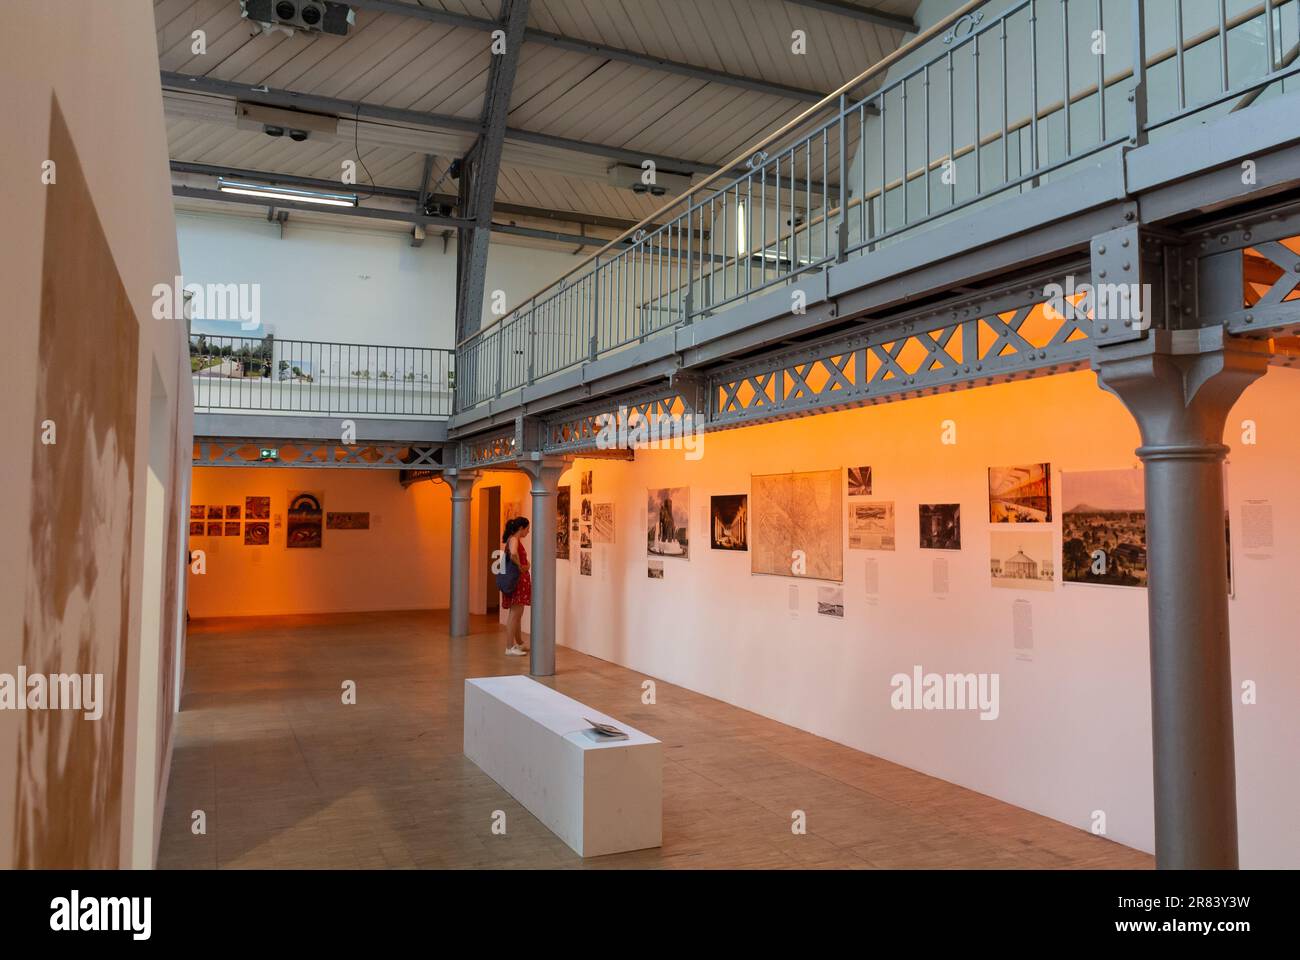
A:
[16,96,142,868]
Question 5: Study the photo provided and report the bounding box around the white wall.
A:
[187,468,452,618]
[176,211,581,347]
[550,368,1300,868]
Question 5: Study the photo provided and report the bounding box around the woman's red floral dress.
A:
[502,540,532,608]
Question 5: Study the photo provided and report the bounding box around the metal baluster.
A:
[1030,0,1040,174]
[879,89,887,234]
[1218,0,1228,94]
[1174,0,1186,110]
[924,64,931,217]
[1001,17,1009,184]
[746,174,753,293]
[947,50,955,206]
[1097,0,1106,141]
[822,128,830,257]
[1263,0,1276,74]
[832,97,844,262]
[1062,0,1072,157]
[855,104,864,246]
[1130,0,1148,147]
[901,77,909,223]
[974,29,982,196]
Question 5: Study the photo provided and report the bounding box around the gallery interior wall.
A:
[547,368,1300,869]
[0,0,192,868]
[177,211,583,347]
[186,467,453,618]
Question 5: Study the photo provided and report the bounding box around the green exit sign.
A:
[259,447,279,461]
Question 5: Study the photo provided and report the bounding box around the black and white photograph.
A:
[709,494,748,550]
[848,501,895,551]
[919,503,961,550]
[592,503,615,543]
[556,485,571,560]
[816,586,845,618]
[647,487,689,558]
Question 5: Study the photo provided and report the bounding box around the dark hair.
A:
[502,516,530,543]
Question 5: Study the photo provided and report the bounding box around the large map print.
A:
[751,469,843,581]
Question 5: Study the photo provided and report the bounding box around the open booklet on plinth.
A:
[582,717,629,741]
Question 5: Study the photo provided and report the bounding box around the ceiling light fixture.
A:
[217,177,358,207]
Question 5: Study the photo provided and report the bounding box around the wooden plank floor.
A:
[157,610,1152,869]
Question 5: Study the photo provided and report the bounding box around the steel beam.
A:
[172,184,632,250]
[170,160,644,234]
[783,0,917,33]
[345,0,825,101]
[192,437,444,469]
[172,185,469,230]
[160,72,719,177]
[456,0,532,343]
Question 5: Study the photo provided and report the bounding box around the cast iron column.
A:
[1094,327,1267,869]
[447,468,478,638]
[519,458,565,677]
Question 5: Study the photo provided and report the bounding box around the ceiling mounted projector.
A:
[240,0,353,36]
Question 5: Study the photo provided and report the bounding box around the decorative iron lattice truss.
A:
[542,379,707,455]
[193,438,444,469]
[710,276,1098,428]
[456,423,520,467]
[1196,202,1300,342]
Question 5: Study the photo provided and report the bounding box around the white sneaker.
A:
[504,645,527,656]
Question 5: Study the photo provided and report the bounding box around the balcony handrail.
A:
[190,332,456,419]
[454,0,989,351]
[188,331,456,355]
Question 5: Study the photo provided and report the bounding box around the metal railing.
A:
[455,0,1300,413]
[191,334,455,418]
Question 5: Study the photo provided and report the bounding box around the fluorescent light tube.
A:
[217,178,358,207]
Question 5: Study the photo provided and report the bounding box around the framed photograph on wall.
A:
[286,492,324,549]
[709,494,748,551]
[989,463,1052,522]
[990,530,1055,591]
[919,503,961,550]
[592,503,615,543]
[647,487,689,558]
[556,485,570,559]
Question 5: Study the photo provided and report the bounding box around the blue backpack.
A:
[495,552,521,594]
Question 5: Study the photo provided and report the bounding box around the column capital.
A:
[517,457,567,495]
[443,468,479,499]
[1092,328,1269,457]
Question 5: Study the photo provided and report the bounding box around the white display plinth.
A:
[463,675,662,858]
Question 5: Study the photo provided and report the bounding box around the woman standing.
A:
[500,517,532,656]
